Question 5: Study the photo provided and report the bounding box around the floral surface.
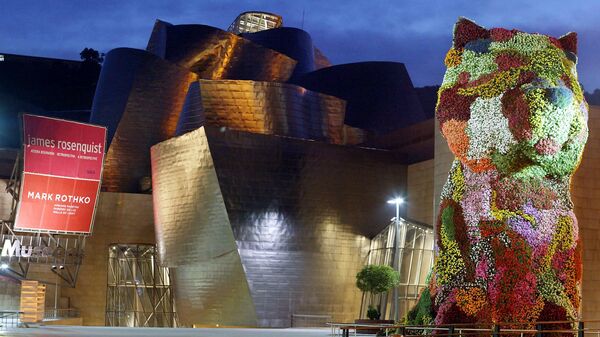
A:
[408,17,588,326]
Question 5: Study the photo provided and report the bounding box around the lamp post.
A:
[387,197,404,322]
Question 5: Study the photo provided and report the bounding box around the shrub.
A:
[356,264,400,295]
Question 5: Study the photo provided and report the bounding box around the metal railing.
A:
[291,314,332,327]
[328,320,600,337]
[44,308,80,320]
[0,311,23,330]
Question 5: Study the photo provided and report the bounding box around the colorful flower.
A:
[409,17,586,326]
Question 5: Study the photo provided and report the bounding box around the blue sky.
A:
[1,0,599,90]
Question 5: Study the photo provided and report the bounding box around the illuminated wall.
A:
[151,126,407,327]
[147,20,296,81]
[85,14,433,328]
[177,79,347,144]
[90,48,197,192]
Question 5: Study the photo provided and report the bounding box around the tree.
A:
[356,264,400,319]
[356,264,400,294]
[80,48,104,65]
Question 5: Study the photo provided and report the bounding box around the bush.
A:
[367,305,381,320]
[356,264,400,294]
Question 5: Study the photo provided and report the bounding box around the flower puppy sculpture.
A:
[408,18,588,325]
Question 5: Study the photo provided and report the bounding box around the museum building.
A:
[0,11,599,329]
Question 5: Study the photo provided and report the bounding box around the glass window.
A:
[105,244,177,327]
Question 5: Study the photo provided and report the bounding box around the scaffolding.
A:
[105,244,177,327]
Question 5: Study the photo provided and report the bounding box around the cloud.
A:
[0,0,598,89]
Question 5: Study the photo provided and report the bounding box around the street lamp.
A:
[387,197,404,322]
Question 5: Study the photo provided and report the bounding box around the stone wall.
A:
[407,159,434,225]
[0,184,155,326]
[0,180,14,220]
[572,105,600,325]
[60,192,155,326]
[433,119,453,228]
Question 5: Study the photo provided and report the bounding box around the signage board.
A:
[14,114,106,234]
[1,237,83,263]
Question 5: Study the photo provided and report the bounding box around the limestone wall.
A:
[407,159,434,225]
[433,119,453,228]
[59,192,155,326]
[572,105,600,325]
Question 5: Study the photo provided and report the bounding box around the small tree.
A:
[80,48,104,65]
[356,264,400,319]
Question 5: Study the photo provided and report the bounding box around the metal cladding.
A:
[146,20,296,82]
[294,62,427,134]
[151,127,237,267]
[171,254,258,327]
[175,81,203,136]
[151,126,407,327]
[241,28,316,81]
[90,48,197,192]
[313,47,332,70]
[151,128,257,326]
[90,12,434,328]
[175,79,346,144]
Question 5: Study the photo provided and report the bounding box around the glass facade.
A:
[227,12,283,34]
[105,244,177,327]
[362,218,434,320]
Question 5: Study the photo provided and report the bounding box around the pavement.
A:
[0,326,335,337]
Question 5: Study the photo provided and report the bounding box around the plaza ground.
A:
[1,326,332,337]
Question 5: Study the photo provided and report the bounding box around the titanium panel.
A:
[343,125,367,145]
[151,128,238,266]
[241,28,316,81]
[313,47,332,70]
[146,20,169,59]
[171,252,258,327]
[150,127,256,326]
[295,62,427,134]
[90,48,197,192]
[183,79,346,144]
[206,127,407,327]
[146,21,297,82]
[151,126,407,327]
[175,81,204,136]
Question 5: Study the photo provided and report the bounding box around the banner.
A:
[14,114,106,234]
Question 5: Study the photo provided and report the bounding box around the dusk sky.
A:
[2,0,599,90]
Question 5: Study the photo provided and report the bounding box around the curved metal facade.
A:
[146,20,296,82]
[176,79,346,144]
[241,27,316,81]
[151,128,257,326]
[90,48,197,192]
[151,126,407,327]
[295,62,427,134]
[313,47,332,70]
[89,48,356,192]
[87,12,433,328]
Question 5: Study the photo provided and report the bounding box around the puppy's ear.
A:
[453,17,489,49]
[559,32,577,55]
